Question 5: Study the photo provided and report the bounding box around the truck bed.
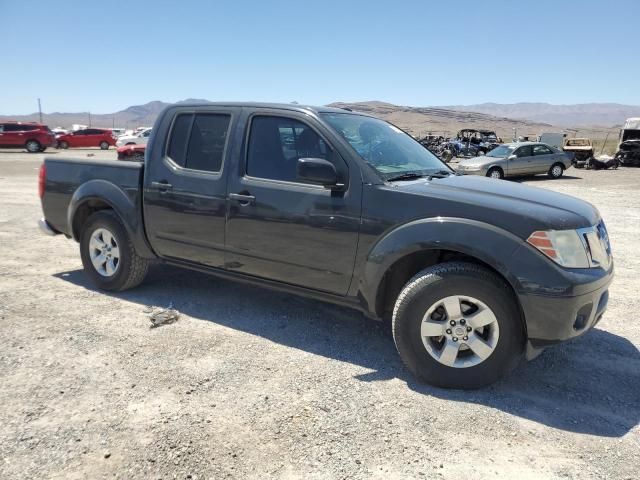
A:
[41,157,143,236]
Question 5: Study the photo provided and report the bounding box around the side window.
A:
[515,145,533,157]
[247,116,332,182]
[184,114,230,172]
[0,125,4,132]
[142,130,151,137]
[167,114,193,167]
[4,124,21,132]
[533,144,552,155]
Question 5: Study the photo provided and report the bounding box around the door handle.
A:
[151,181,173,192]
[229,192,256,205]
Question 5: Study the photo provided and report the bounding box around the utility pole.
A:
[37,98,43,123]
[112,116,115,128]
[88,111,91,127]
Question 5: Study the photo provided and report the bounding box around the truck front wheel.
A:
[79,211,149,291]
[392,262,524,389]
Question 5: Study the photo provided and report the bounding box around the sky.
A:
[1,0,639,114]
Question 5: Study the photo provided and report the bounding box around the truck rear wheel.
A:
[79,211,149,291]
[392,262,524,389]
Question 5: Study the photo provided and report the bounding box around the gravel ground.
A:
[0,149,638,479]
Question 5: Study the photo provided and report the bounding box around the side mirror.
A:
[297,158,341,188]
[508,154,517,160]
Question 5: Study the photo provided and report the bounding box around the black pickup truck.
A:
[38,102,614,389]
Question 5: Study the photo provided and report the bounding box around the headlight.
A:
[527,230,590,268]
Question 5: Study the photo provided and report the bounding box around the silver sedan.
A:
[457,142,573,179]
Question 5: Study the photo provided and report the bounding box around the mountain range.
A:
[435,102,640,127]
[1,100,635,136]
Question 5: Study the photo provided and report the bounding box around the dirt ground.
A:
[0,148,638,479]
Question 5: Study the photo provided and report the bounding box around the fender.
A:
[357,217,528,316]
[67,179,156,259]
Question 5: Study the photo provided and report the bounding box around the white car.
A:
[116,128,152,147]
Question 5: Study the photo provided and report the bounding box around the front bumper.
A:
[456,166,487,176]
[520,262,613,349]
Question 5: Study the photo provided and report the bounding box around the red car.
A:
[117,144,145,161]
[0,122,56,153]
[57,128,117,150]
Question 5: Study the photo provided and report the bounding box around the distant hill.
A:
[0,99,208,129]
[435,102,640,127]
[328,101,557,139]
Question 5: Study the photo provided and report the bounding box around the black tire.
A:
[392,262,524,389]
[79,211,149,291]
[99,141,110,150]
[39,146,47,152]
[25,140,41,153]
[59,141,69,149]
[486,167,504,179]
[548,163,564,179]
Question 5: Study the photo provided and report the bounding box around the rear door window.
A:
[533,144,553,155]
[184,114,231,172]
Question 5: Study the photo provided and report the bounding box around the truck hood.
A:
[389,174,600,238]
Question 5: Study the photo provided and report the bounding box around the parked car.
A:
[563,138,594,168]
[116,127,152,147]
[56,128,116,150]
[38,102,613,389]
[457,142,573,179]
[0,122,56,153]
[117,144,145,161]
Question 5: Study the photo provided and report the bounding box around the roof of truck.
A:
[169,101,370,116]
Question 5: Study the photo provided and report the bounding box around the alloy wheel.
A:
[420,295,500,368]
[89,227,120,277]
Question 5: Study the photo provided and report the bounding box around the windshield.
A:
[622,129,640,142]
[321,113,446,180]
[486,145,516,158]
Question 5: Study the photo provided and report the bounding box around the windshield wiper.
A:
[386,172,427,182]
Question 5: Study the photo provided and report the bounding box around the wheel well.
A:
[72,200,113,239]
[487,165,503,173]
[375,249,522,323]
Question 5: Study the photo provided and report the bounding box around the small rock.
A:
[104,451,111,459]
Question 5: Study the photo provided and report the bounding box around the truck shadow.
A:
[54,265,639,438]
